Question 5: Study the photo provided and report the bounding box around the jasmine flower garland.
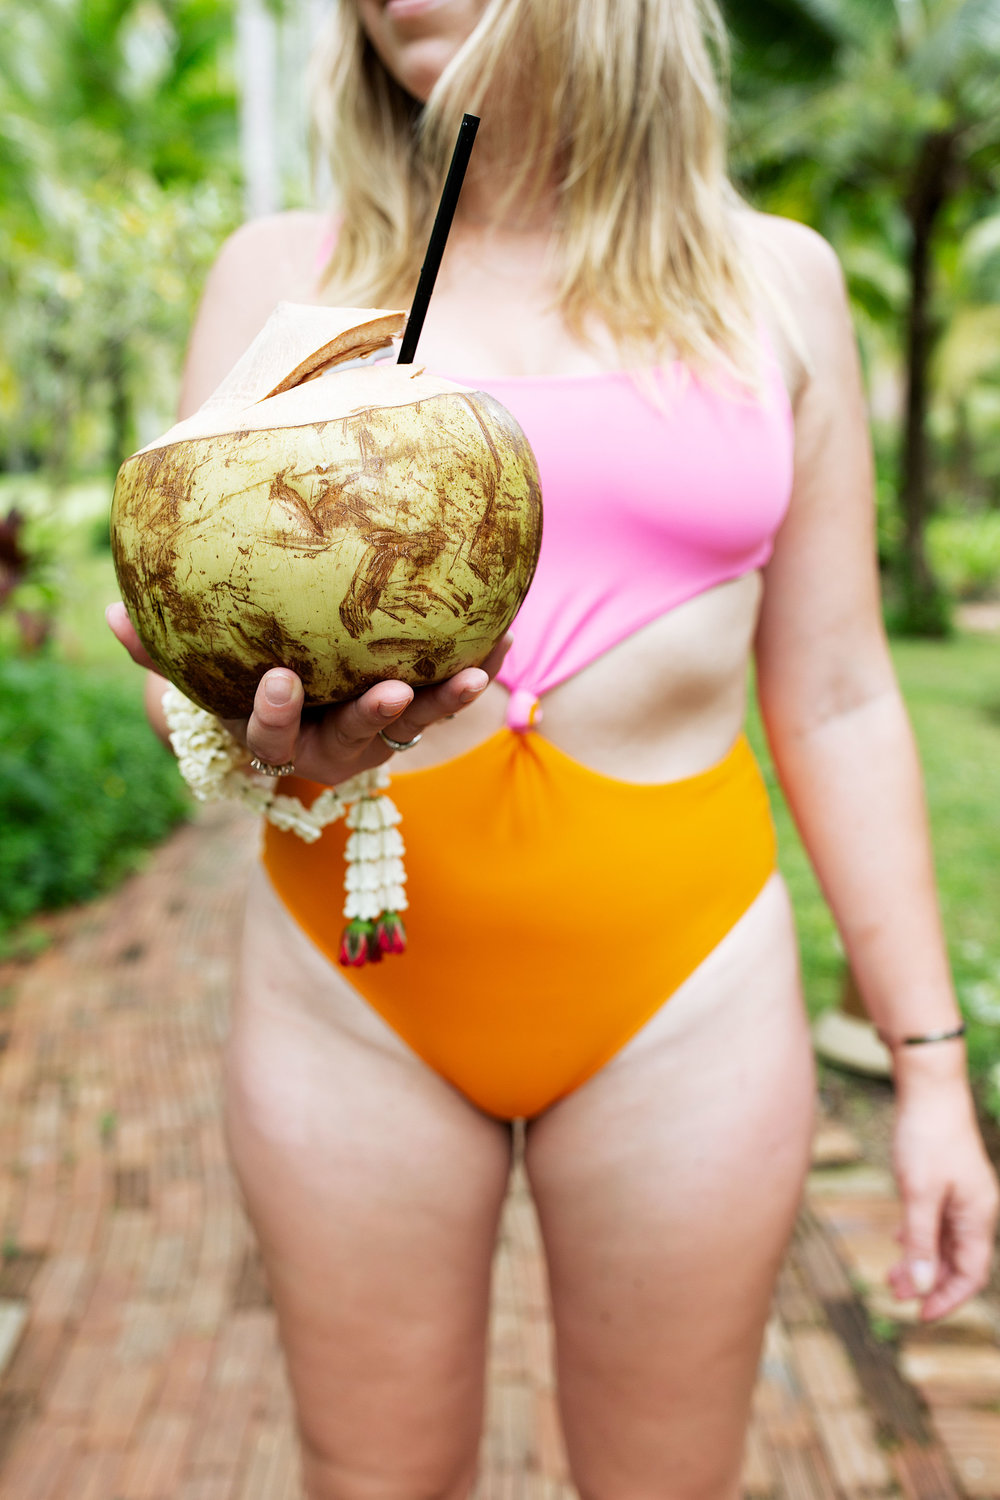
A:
[161,685,407,964]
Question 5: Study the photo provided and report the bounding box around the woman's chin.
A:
[383,42,458,103]
[361,0,486,101]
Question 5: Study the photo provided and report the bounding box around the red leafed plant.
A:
[0,509,54,652]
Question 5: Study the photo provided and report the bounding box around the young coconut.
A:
[110,302,543,719]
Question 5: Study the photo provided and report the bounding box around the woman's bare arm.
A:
[752,216,998,1320]
[755,219,954,1042]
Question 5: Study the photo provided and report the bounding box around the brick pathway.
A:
[0,806,998,1499]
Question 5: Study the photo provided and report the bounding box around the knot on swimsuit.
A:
[506,688,543,732]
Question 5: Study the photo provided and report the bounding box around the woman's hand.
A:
[106,601,510,784]
[888,1055,999,1321]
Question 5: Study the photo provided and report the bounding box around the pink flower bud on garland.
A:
[339,919,383,967]
[375,911,407,955]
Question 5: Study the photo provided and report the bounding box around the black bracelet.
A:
[877,1022,966,1049]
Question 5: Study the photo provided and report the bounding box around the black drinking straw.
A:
[397,113,481,365]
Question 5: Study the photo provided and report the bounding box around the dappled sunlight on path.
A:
[0,807,996,1497]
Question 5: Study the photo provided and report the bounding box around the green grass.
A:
[748,634,1000,1111]
[745,700,841,1020]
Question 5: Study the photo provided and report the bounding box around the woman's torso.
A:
[226,208,805,1067]
[195,210,802,786]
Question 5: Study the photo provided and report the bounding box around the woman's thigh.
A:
[525,874,815,1500]
[224,866,513,1500]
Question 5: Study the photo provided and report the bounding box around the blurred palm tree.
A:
[726,0,1000,634]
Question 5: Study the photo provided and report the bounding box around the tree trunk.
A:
[44,370,73,494]
[237,0,279,219]
[107,339,135,475]
[896,129,956,635]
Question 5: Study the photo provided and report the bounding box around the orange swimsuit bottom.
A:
[261,353,793,1119]
[262,730,777,1119]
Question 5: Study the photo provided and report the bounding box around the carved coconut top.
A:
[139,303,476,453]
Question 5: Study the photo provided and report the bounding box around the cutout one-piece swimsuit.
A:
[263,350,795,1119]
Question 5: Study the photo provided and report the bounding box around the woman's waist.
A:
[263,720,776,916]
[378,669,750,788]
[274,706,766,821]
[269,685,753,805]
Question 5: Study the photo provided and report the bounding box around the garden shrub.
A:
[0,652,189,947]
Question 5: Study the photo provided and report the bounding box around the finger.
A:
[244,670,304,768]
[387,631,512,742]
[105,602,158,672]
[415,665,491,721]
[920,1191,997,1322]
[339,636,510,753]
[892,1187,944,1302]
[887,1261,914,1301]
[314,681,415,764]
[920,1270,984,1324]
[383,668,489,745]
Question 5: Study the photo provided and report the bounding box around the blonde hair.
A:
[310,0,761,380]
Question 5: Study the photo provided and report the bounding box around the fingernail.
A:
[264,673,293,706]
[910,1259,936,1295]
[459,672,488,703]
[378,697,409,718]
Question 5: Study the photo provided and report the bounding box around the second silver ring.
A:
[378,729,423,753]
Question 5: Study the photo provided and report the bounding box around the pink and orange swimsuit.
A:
[263,352,795,1119]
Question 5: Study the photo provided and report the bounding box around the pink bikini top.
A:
[442,357,795,730]
[311,229,793,730]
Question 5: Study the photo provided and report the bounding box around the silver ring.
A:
[249,756,296,777]
[378,729,423,753]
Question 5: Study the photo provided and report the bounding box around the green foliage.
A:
[723,0,842,83]
[729,0,1000,193]
[0,652,189,951]
[891,635,1000,1114]
[885,564,955,639]
[0,0,241,478]
[927,511,1000,599]
[867,1313,901,1346]
[727,0,1000,628]
[0,0,238,194]
[1,175,239,475]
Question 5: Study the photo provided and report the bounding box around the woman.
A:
[109,1,999,1496]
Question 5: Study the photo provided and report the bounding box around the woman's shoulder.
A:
[738,208,842,279]
[734,208,854,405]
[211,210,332,295]
[179,212,333,415]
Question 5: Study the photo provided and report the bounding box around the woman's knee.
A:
[573,1461,743,1500]
[299,1433,479,1500]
